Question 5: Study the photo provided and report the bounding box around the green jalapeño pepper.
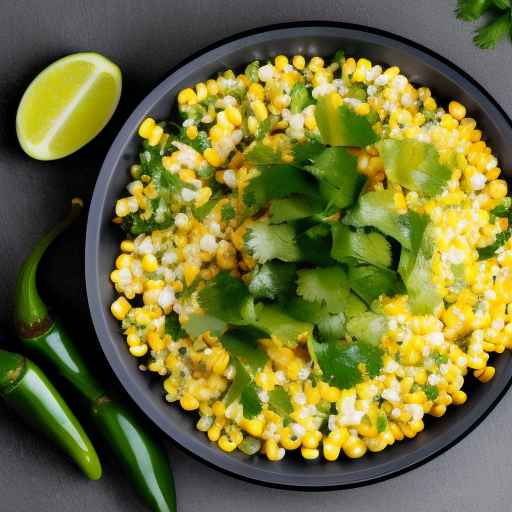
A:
[0,349,102,480]
[14,199,177,512]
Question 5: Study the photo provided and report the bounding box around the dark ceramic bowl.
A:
[85,22,512,490]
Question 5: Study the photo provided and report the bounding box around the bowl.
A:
[85,22,512,490]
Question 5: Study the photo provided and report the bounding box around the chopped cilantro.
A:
[316,312,346,340]
[178,128,210,153]
[165,313,187,340]
[268,386,293,418]
[269,195,324,224]
[433,352,449,366]
[315,95,379,147]
[296,266,351,313]
[292,140,325,164]
[183,313,227,339]
[245,221,301,263]
[221,203,236,223]
[331,224,392,268]
[240,382,262,419]
[220,326,268,373]
[243,165,318,212]
[290,83,315,113]
[245,140,283,165]
[478,229,511,260]
[245,60,260,82]
[224,358,262,419]
[490,197,512,217]
[310,336,383,389]
[305,147,366,209]
[377,414,388,433]
[348,264,404,305]
[198,271,251,324]
[377,139,452,197]
[248,261,297,300]
[345,312,388,346]
[424,384,439,401]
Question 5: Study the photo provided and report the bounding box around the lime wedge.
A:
[16,52,122,160]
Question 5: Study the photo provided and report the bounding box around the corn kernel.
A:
[148,125,164,146]
[195,187,212,207]
[449,101,466,121]
[111,297,131,320]
[120,240,135,253]
[274,54,289,71]
[292,55,305,70]
[225,106,242,126]
[308,56,324,72]
[474,366,495,383]
[206,79,219,96]
[203,147,223,167]
[302,431,322,449]
[323,441,341,461]
[488,179,507,199]
[423,97,437,111]
[241,418,264,437]
[178,88,197,105]
[251,100,268,121]
[343,437,367,459]
[147,331,166,352]
[138,117,156,138]
[248,83,265,101]
[180,394,199,411]
[129,344,148,357]
[247,116,258,135]
[195,82,208,101]
[142,254,158,273]
[301,447,319,460]
[355,103,370,116]
[218,435,237,452]
[183,263,200,286]
[186,125,198,140]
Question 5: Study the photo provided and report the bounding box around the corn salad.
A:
[110,52,512,462]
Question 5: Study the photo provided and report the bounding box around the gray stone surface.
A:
[1,1,511,510]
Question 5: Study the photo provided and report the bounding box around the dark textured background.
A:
[1,1,512,511]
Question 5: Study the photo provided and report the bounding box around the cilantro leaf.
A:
[474,12,511,49]
[221,203,236,223]
[245,221,301,263]
[178,128,211,153]
[165,313,187,340]
[296,266,351,313]
[248,261,297,300]
[290,83,315,113]
[316,312,346,340]
[198,271,251,324]
[345,312,388,346]
[240,383,262,419]
[343,190,423,249]
[378,139,452,197]
[310,337,383,389]
[490,197,512,217]
[348,264,405,304]
[183,313,227,339]
[220,326,268,373]
[243,165,318,211]
[268,387,293,418]
[292,140,325,164]
[295,226,336,266]
[245,141,284,165]
[305,147,366,209]
[331,224,392,268]
[478,229,511,260]
[269,195,324,224]
[315,96,379,147]
[456,0,492,21]
[343,293,368,318]
[424,384,439,401]
[253,304,312,347]
[377,414,387,433]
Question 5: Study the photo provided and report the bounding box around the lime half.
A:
[16,52,122,160]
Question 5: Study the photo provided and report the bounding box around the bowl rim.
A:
[85,20,512,490]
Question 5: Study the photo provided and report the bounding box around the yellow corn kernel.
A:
[384,65,400,79]
[147,331,166,352]
[211,401,225,418]
[148,125,164,146]
[304,384,321,406]
[430,404,447,417]
[138,117,156,138]
[180,394,199,411]
[474,366,495,383]
[320,384,341,402]
[206,79,219,96]
[308,56,324,72]
[327,428,349,448]
[301,447,320,460]
[274,54,289,71]
[183,263,200,286]
[488,179,508,199]
[218,435,237,453]
[448,101,466,121]
[251,100,268,121]
[241,418,264,437]
[185,124,198,140]
[248,83,265,101]
[178,168,196,183]
[292,55,305,70]
[111,297,131,320]
[247,116,258,135]
[195,187,212,208]
[177,87,197,105]
[423,97,437,111]
[207,424,222,442]
[110,270,121,284]
[323,440,341,461]
[203,147,223,167]
[451,390,467,405]
[302,431,322,449]
[120,240,135,253]
[129,344,148,357]
[171,280,183,292]
[142,254,158,273]
[279,427,301,450]
[126,333,141,347]
[304,115,317,131]
[195,82,208,101]
[209,124,227,143]
[355,102,370,116]
[224,106,242,126]
[265,439,284,461]
[367,436,387,453]
[343,437,367,459]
